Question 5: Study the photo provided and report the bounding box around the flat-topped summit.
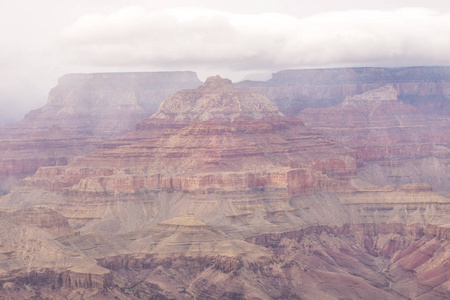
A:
[151,75,282,123]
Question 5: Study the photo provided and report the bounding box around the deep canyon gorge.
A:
[0,67,449,299]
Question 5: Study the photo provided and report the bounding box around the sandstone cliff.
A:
[1,73,450,299]
[298,84,450,196]
[0,125,100,189]
[17,76,356,211]
[0,72,202,192]
[1,71,202,139]
[238,66,450,115]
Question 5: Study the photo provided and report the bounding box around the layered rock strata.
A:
[298,84,450,195]
[1,71,202,139]
[4,221,450,299]
[0,206,112,296]
[238,66,450,115]
[0,126,100,189]
[1,75,450,299]
[0,72,202,191]
[20,76,356,202]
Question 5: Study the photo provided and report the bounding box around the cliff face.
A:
[298,84,450,195]
[0,126,100,187]
[0,206,112,297]
[4,222,450,299]
[39,71,202,137]
[238,66,450,115]
[20,76,356,211]
[1,72,450,299]
[0,72,202,191]
[2,71,202,139]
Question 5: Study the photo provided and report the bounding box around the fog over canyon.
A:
[1,1,450,299]
[0,66,449,299]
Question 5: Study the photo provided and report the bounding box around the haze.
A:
[1,0,449,125]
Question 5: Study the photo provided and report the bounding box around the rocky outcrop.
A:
[298,85,450,162]
[245,222,450,299]
[21,77,356,203]
[343,84,398,105]
[0,268,112,290]
[297,84,450,197]
[0,72,202,189]
[1,71,202,139]
[151,75,282,123]
[1,71,450,299]
[0,208,112,298]
[15,222,447,299]
[9,206,71,234]
[98,74,284,150]
[238,66,450,115]
[0,125,99,184]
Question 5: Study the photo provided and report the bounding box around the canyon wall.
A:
[0,70,450,299]
[1,71,202,139]
[0,72,202,191]
[238,66,450,115]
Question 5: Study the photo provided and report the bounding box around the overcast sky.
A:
[1,0,450,125]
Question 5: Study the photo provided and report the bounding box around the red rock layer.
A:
[298,85,450,163]
[99,75,284,149]
[0,126,99,181]
[0,72,201,185]
[238,66,450,115]
[9,206,71,235]
[24,77,357,198]
[27,117,356,197]
[1,71,202,139]
[2,75,450,299]
[0,269,112,290]
[9,222,447,299]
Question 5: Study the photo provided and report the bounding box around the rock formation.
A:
[1,74,450,299]
[0,125,100,193]
[0,72,202,193]
[1,71,202,139]
[299,84,450,196]
[12,76,356,209]
[238,66,450,116]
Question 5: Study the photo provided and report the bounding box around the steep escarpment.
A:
[1,74,450,299]
[0,206,112,297]
[238,66,450,115]
[0,126,100,190]
[19,77,356,205]
[2,71,202,139]
[100,74,284,149]
[299,84,449,159]
[5,222,450,299]
[244,222,450,299]
[0,72,202,191]
[299,84,450,195]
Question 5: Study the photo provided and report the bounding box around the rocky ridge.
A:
[299,84,450,157]
[0,72,202,193]
[1,74,450,299]
[1,71,202,139]
[299,84,450,197]
[15,76,357,207]
[238,66,450,115]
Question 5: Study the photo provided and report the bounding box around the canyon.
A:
[0,72,202,194]
[239,66,450,116]
[0,67,449,299]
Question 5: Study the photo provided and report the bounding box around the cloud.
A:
[59,7,450,73]
[0,48,50,126]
